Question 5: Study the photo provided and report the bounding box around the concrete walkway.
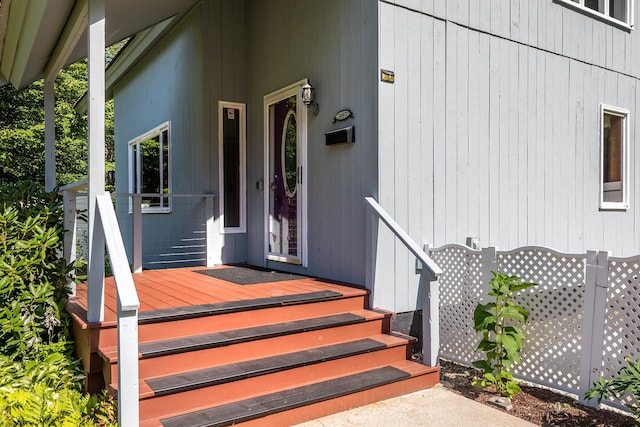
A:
[294,385,538,427]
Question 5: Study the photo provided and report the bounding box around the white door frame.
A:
[263,79,309,267]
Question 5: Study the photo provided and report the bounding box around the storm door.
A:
[264,81,308,266]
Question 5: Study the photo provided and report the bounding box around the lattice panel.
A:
[431,246,484,364]
[603,259,640,409]
[498,250,586,393]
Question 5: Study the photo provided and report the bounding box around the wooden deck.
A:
[66,265,439,426]
[67,266,366,328]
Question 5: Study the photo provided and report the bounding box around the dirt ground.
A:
[439,359,637,427]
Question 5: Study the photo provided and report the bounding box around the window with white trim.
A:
[557,0,634,27]
[600,105,629,210]
[128,122,171,213]
[219,102,246,232]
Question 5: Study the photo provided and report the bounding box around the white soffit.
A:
[0,0,198,88]
[0,0,11,64]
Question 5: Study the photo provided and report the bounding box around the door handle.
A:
[270,175,278,191]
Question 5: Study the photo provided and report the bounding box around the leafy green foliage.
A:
[585,357,640,422]
[0,41,122,187]
[0,181,72,359]
[0,181,118,425]
[0,350,117,427]
[472,271,537,397]
[0,63,87,186]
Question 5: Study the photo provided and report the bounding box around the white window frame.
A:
[600,104,630,210]
[555,0,634,29]
[128,121,172,213]
[218,101,247,233]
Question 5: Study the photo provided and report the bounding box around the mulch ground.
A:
[438,359,637,427]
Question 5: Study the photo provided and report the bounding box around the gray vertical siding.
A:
[114,7,206,267]
[244,0,378,285]
[378,1,640,312]
[201,0,248,264]
[113,2,248,266]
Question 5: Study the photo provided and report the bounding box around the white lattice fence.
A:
[430,244,484,364]
[602,255,640,409]
[497,248,587,394]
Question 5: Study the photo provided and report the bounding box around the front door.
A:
[264,81,307,266]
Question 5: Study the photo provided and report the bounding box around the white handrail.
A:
[364,197,442,277]
[95,192,140,426]
[59,179,88,192]
[364,196,442,366]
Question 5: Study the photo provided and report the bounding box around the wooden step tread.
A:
[138,312,370,359]
[145,338,391,397]
[159,365,411,427]
[138,290,343,324]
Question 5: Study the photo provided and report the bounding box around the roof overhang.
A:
[0,0,199,88]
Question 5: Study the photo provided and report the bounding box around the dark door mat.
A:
[194,265,308,285]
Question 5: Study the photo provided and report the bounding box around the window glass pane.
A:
[223,108,240,227]
[585,0,603,12]
[609,0,626,21]
[603,112,623,203]
[132,144,138,192]
[162,130,169,208]
[140,136,162,208]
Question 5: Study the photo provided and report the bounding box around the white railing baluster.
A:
[60,180,87,296]
[132,194,142,273]
[205,196,215,267]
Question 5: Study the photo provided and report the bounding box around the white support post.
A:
[86,0,106,323]
[44,80,56,192]
[62,188,78,296]
[365,204,377,298]
[421,269,440,366]
[579,250,610,407]
[117,305,140,426]
[205,196,215,267]
[132,194,142,273]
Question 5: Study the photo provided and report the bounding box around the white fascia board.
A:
[44,0,88,82]
[75,16,175,114]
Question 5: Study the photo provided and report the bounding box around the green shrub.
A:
[472,271,537,397]
[0,181,118,425]
[585,356,640,422]
[0,348,117,426]
[0,181,73,359]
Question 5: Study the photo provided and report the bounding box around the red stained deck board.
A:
[68,267,368,328]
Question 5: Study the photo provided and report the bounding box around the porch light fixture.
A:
[301,81,319,116]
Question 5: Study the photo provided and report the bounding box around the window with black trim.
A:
[600,105,629,210]
[128,122,171,213]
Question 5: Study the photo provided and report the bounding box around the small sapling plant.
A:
[472,271,537,397]
[584,357,640,422]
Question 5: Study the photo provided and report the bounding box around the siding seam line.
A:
[378,0,640,81]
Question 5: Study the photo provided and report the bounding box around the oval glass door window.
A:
[281,110,297,197]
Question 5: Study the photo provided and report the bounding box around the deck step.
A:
[138,290,343,324]
[145,338,388,397]
[138,312,368,359]
[159,365,410,427]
